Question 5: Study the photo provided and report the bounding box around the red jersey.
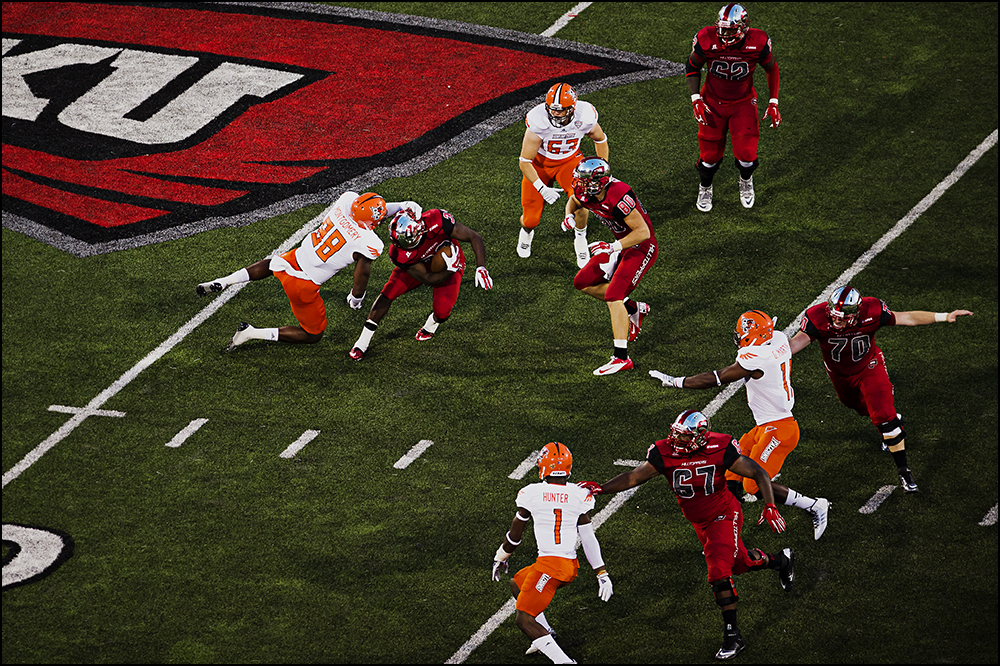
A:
[690,26,773,103]
[574,179,655,242]
[799,297,896,376]
[645,431,742,525]
[388,208,464,271]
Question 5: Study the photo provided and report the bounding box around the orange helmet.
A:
[350,192,388,230]
[538,442,573,480]
[544,83,577,128]
[733,310,775,348]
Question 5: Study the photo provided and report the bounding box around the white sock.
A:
[614,339,627,352]
[354,320,377,350]
[535,612,553,633]
[574,225,587,237]
[519,227,534,244]
[422,313,440,334]
[220,267,250,286]
[784,488,817,510]
[573,231,588,258]
[531,635,573,664]
[244,326,278,342]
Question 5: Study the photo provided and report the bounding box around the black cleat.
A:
[197,281,223,297]
[899,467,919,493]
[778,547,795,591]
[715,632,746,660]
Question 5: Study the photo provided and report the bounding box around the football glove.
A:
[597,571,614,602]
[475,267,493,290]
[400,200,423,219]
[692,94,712,125]
[442,246,462,272]
[758,503,787,533]
[492,543,512,581]
[588,240,614,256]
[763,99,781,128]
[534,180,561,205]
[577,481,604,496]
[346,291,365,310]
[561,215,576,232]
[649,370,684,388]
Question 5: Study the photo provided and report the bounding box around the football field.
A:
[3,3,997,664]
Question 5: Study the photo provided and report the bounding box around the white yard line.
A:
[394,440,434,469]
[980,503,998,527]
[166,418,210,448]
[859,486,897,514]
[446,129,998,663]
[279,429,321,459]
[540,2,592,38]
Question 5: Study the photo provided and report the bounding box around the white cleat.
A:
[227,322,253,352]
[517,228,534,258]
[739,176,755,208]
[810,498,830,540]
[696,184,713,212]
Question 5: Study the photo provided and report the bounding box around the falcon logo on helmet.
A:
[538,442,573,479]
[545,82,578,128]
[716,3,750,47]
[572,157,612,198]
[389,210,426,250]
[668,410,711,454]
[733,310,775,348]
[350,192,388,230]
[826,286,862,330]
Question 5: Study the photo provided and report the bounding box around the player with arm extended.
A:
[349,207,492,360]
[491,442,612,664]
[517,82,609,267]
[579,410,793,661]
[195,192,418,351]
[649,310,831,539]
[567,157,657,376]
[687,3,781,212]
[789,285,973,493]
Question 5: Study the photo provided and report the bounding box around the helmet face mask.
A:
[545,83,577,128]
[826,286,861,330]
[733,310,775,348]
[350,192,388,230]
[572,157,612,197]
[389,211,426,250]
[538,442,573,480]
[668,410,710,454]
[716,3,749,47]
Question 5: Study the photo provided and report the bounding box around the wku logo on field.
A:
[2,2,681,257]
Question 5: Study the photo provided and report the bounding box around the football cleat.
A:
[349,347,365,361]
[196,281,223,297]
[226,322,253,352]
[810,498,830,541]
[777,548,794,591]
[899,467,919,493]
[715,632,747,660]
[628,302,651,341]
[593,356,633,376]
[526,630,558,655]
[697,184,713,212]
[415,328,434,342]
[738,176,755,208]
[517,228,534,258]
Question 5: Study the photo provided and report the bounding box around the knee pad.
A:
[711,577,738,606]
[735,158,758,180]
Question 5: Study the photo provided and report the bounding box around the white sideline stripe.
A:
[448,130,999,664]
[859,486,897,514]
[980,503,998,527]
[394,440,433,469]
[509,450,541,479]
[2,211,324,490]
[540,2,592,38]
[280,430,320,459]
[48,404,126,418]
[613,459,644,467]
[166,418,209,448]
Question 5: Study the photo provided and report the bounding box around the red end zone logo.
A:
[2,2,681,256]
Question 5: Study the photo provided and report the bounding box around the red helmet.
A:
[350,193,388,230]
[716,3,750,47]
[545,83,577,128]
[733,310,775,348]
[667,410,711,454]
[538,442,573,480]
[826,286,862,330]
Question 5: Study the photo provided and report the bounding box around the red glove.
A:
[763,99,781,128]
[577,481,604,496]
[758,503,787,533]
[692,94,712,125]
[587,240,613,256]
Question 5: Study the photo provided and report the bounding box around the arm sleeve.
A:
[578,522,605,570]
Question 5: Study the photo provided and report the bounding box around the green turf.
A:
[3,2,997,664]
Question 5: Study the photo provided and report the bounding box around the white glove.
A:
[534,179,561,205]
[588,240,613,256]
[475,266,493,290]
[400,200,422,219]
[346,291,365,310]
[561,215,576,232]
[649,370,684,388]
[442,246,462,272]
[492,544,511,581]
[597,571,613,601]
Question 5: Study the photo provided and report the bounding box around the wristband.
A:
[593,135,608,144]
[935,312,948,323]
[769,98,779,105]
[494,544,511,561]
[504,531,521,546]
[691,93,702,102]
[611,240,623,253]
[674,376,687,388]
[713,370,722,386]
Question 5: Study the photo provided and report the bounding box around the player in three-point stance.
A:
[492,442,613,664]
